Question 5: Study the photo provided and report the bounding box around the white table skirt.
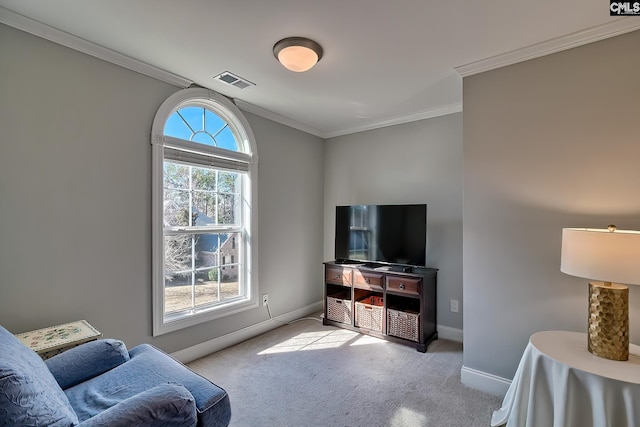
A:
[491,331,640,427]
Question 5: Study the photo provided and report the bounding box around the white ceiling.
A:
[1,1,638,138]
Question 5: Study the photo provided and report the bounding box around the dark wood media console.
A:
[323,261,438,352]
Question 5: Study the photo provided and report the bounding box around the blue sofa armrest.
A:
[127,344,231,426]
[77,383,197,427]
[45,339,130,389]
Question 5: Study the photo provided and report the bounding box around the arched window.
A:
[151,88,258,335]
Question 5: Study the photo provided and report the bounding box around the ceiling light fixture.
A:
[273,37,323,73]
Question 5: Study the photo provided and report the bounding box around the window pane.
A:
[194,233,220,308]
[218,171,238,193]
[195,233,219,269]
[164,189,190,226]
[192,131,215,146]
[216,126,238,151]
[164,113,193,140]
[192,167,217,191]
[192,192,216,225]
[219,233,238,260]
[164,235,193,275]
[219,233,241,302]
[165,281,194,314]
[194,267,220,307]
[178,107,204,134]
[163,106,239,152]
[217,171,239,225]
[220,273,240,301]
[164,233,195,314]
[218,194,237,225]
[204,110,226,136]
[164,162,190,189]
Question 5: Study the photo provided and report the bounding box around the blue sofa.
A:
[0,325,231,426]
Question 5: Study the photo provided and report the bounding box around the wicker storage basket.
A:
[355,296,384,332]
[327,294,352,324]
[387,308,420,342]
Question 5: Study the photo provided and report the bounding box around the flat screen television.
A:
[334,204,427,267]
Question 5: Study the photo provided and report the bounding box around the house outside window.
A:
[151,88,258,336]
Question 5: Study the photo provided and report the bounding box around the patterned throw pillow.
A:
[0,325,79,426]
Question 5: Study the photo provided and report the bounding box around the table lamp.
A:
[561,226,640,361]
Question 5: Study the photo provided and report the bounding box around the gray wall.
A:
[0,23,324,353]
[463,29,640,380]
[324,113,464,330]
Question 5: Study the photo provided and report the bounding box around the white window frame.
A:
[151,88,259,336]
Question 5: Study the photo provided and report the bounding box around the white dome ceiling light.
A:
[273,37,323,72]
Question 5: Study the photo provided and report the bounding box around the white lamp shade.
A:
[277,46,319,72]
[561,227,640,285]
[273,37,323,73]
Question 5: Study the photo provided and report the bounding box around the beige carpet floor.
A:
[189,315,502,427]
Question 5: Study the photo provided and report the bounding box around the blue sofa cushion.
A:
[46,339,130,389]
[0,325,79,426]
[65,344,231,426]
[77,383,197,427]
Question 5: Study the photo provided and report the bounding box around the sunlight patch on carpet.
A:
[349,334,388,346]
[257,329,374,354]
[390,407,428,427]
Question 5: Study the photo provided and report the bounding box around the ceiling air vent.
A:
[213,71,255,89]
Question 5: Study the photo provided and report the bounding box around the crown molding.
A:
[10,7,632,140]
[235,99,462,140]
[0,7,192,88]
[324,103,463,139]
[1,5,457,141]
[233,99,325,138]
[456,18,640,77]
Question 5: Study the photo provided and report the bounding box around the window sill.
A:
[153,296,258,336]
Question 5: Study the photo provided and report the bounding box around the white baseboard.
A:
[172,302,464,363]
[172,301,323,363]
[437,324,463,342]
[460,365,511,396]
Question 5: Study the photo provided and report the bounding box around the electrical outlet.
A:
[450,299,459,313]
[262,293,269,306]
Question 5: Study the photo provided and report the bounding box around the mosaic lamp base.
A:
[588,281,629,361]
